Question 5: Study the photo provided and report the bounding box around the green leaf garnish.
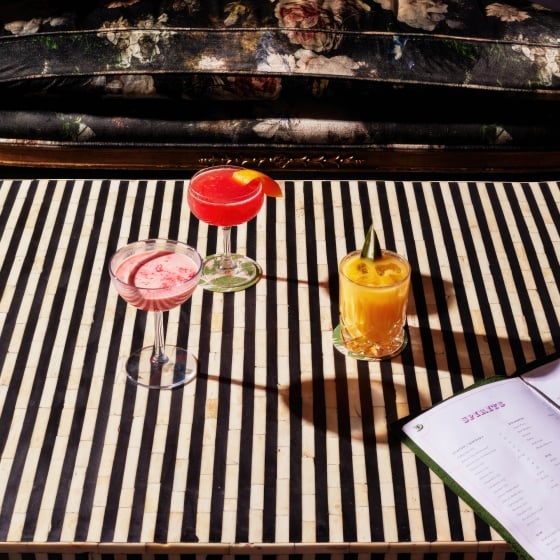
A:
[360,224,382,260]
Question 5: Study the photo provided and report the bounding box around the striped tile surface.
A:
[0,178,559,559]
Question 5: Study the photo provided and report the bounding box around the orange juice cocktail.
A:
[338,249,411,360]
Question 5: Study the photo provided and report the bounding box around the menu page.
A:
[402,375,560,560]
[521,358,560,404]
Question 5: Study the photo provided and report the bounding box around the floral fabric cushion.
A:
[0,0,558,151]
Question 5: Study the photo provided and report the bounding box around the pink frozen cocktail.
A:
[109,239,203,389]
[114,250,200,312]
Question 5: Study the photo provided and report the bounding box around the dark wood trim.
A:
[0,142,559,175]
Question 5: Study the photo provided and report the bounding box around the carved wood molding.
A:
[198,153,366,169]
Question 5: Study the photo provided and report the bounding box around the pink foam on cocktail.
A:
[116,250,199,312]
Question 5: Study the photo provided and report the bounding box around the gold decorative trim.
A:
[198,153,365,169]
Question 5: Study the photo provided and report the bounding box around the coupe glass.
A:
[109,238,203,389]
[187,165,265,292]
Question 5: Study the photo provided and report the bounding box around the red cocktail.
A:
[187,165,281,292]
[187,166,265,227]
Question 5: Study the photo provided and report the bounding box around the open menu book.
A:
[399,353,560,560]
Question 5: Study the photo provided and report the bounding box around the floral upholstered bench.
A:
[0,0,558,173]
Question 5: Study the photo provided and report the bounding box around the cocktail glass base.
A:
[125,345,198,389]
[200,253,262,292]
[332,324,407,361]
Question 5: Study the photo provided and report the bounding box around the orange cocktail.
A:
[338,249,411,360]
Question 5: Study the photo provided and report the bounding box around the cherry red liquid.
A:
[187,167,264,227]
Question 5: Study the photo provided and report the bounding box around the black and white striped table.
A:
[0,177,559,559]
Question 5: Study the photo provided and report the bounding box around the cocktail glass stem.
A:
[152,311,169,365]
[220,226,235,272]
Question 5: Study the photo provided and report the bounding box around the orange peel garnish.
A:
[232,169,283,197]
